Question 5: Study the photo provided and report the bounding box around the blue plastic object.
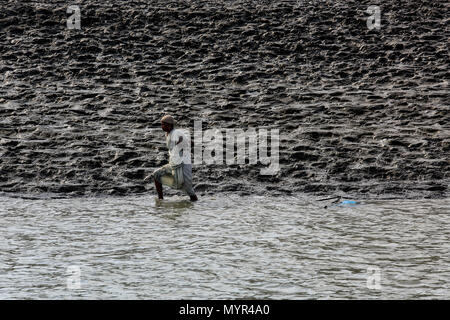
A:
[338,200,358,206]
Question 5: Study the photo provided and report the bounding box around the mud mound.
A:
[0,0,449,198]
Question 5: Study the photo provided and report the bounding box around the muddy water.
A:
[1,194,448,299]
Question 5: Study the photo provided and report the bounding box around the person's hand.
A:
[144,174,153,182]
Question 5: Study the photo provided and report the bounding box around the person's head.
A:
[161,115,175,132]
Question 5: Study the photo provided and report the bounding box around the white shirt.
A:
[166,129,191,166]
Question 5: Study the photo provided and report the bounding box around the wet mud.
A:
[0,0,448,198]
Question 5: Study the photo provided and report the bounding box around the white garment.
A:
[165,129,191,166]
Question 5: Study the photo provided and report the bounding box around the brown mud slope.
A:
[0,0,449,198]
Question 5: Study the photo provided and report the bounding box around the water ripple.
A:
[0,195,449,299]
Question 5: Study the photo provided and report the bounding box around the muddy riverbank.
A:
[0,0,448,198]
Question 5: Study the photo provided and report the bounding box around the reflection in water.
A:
[154,197,194,210]
[0,194,449,299]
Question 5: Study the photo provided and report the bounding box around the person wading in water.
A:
[145,115,198,201]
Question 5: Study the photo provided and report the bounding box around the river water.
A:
[0,194,449,299]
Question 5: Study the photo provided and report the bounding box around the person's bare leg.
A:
[154,179,163,199]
